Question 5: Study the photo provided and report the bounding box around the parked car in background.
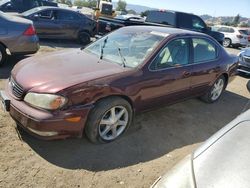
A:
[0,11,39,66]
[21,6,97,44]
[151,81,250,188]
[0,0,57,13]
[239,28,250,42]
[212,25,249,48]
[97,14,146,35]
[238,47,250,76]
[98,10,225,45]
[0,26,238,143]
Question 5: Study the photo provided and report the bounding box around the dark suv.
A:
[98,10,224,45]
[146,10,224,45]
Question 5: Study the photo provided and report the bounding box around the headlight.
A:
[24,93,67,110]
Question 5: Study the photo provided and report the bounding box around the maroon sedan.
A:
[0,26,238,143]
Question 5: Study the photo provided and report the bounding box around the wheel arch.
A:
[94,94,134,112]
[0,42,8,52]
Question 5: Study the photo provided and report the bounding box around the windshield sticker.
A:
[150,31,170,37]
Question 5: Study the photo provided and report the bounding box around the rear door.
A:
[189,37,220,95]
[54,10,82,39]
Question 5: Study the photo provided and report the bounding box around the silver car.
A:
[238,47,250,75]
[0,11,39,66]
[152,81,250,188]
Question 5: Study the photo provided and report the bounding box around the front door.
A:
[32,9,61,38]
[136,38,193,111]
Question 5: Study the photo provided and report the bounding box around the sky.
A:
[124,0,250,18]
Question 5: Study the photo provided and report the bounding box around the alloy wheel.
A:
[99,106,129,141]
[211,78,224,101]
[223,39,231,47]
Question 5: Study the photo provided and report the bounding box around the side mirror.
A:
[207,26,212,31]
[247,80,250,93]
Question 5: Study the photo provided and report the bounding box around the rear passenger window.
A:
[150,38,189,70]
[192,38,217,63]
[39,10,53,19]
[56,11,80,21]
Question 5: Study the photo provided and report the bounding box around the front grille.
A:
[10,77,24,99]
[243,56,250,63]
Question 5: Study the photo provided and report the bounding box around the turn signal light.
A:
[65,117,81,122]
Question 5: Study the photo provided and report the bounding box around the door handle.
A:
[182,71,191,77]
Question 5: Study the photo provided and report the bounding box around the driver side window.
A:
[150,38,189,70]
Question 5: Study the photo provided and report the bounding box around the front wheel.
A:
[223,38,231,48]
[201,76,226,103]
[85,97,133,144]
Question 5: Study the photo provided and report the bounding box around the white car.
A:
[212,25,249,48]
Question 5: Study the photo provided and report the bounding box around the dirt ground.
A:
[0,41,249,188]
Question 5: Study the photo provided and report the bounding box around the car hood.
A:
[11,49,127,93]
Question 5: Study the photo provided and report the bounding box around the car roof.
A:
[120,25,209,38]
[149,9,195,16]
[213,25,238,29]
[32,6,79,12]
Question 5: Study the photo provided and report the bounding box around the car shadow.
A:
[0,55,30,79]
[20,90,249,172]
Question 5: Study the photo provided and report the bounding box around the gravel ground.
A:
[0,41,249,188]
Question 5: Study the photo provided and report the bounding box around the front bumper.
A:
[9,35,40,55]
[238,60,250,75]
[0,85,93,140]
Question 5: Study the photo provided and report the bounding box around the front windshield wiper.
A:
[113,42,127,67]
[98,36,108,63]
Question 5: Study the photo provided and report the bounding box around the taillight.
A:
[236,34,243,39]
[23,25,36,36]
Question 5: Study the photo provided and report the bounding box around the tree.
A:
[56,0,72,6]
[232,14,240,26]
[116,0,127,12]
[74,0,97,8]
[141,10,150,17]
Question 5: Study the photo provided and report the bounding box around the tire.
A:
[223,38,231,48]
[85,97,133,144]
[78,31,91,45]
[0,44,7,67]
[200,76,226,103]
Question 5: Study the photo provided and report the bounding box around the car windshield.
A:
[84,30,166,68]
[22,7,43,16]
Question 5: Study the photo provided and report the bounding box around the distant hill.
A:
[200,15,250,26]
[112,2,155,13]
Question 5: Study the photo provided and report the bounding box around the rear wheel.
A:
[0,44,7,67]
[223,38,231,48]
[85,97,133,144]
[201,76,226,103]
[78,31,91,45]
